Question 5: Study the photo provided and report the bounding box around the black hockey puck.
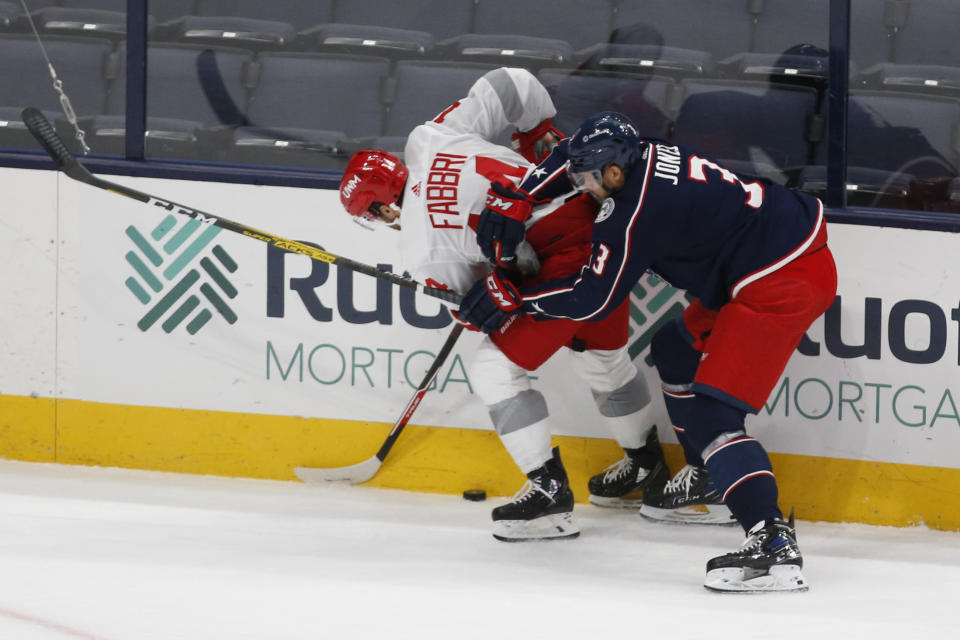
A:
[462,489,487,502]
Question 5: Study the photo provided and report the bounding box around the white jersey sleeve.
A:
[397,67,559,303]
[425,67,557,141]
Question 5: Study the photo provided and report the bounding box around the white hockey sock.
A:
[601,413,653,450]
[499,417,553,474]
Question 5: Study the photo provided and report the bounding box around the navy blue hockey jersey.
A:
[518,139,825,319]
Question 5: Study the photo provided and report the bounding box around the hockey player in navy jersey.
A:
[460,111,837,592]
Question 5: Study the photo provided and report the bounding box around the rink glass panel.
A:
[0,1,957,213]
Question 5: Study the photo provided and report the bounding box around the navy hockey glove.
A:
[457,269,524,334]
[476,178,533,268]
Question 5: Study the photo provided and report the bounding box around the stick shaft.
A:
[375,323,464,461]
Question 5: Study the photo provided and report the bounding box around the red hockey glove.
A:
[476,178,533,267]
[511,118,564,164]
[457,269,524,334]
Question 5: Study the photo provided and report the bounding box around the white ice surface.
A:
[0,459,957,640]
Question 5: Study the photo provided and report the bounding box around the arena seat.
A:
[60,0,194,23]
[216,53,392,168]
[472,0,613,51]
[800,90,960,207]
[537,69,676,140]
[858,63,960,96]
[0,34,113,117]
[81,43,254,158]
[435,34,574,71]
[575,42,716,78]
[297,23,436,59]
[0,0,55,32]
[23,7,152,42]
[382,61,498,138]
[751,0,830,54]
[891,0,960,66]
[153,16,298,51]
[613,0,755,66]
[672,79,820,182]
[245,53,389,137]
[108,43,253,127]
[797,164,916,209]
[0,33,115,150]
[853,0,960,101]
[222,126,348,170]
[332,0,473,43]
[725,49,830,87]
[848,0,901,69]
[195,0,335,32]
[843,91,960,177]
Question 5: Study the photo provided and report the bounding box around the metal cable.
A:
[19,0,91,153]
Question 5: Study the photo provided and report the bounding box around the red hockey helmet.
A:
[340,150,409,225]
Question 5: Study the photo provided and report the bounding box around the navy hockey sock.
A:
[702,432,781,532]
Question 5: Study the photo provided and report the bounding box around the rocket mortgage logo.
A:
[122,214,240,334]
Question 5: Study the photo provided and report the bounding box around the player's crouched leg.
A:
[473,337,579,542]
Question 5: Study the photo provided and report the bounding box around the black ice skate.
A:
[704,510,808,593]
[492,447,579,542]
[588,429,669,508]
[639,464,736,525]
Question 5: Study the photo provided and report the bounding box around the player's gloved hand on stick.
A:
[476,178,532,268]
[457,268,524,334]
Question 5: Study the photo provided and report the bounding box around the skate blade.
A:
[492,512,580,542]
[639,503,738,525]
[704,564,809,593]
[589,494,644,508]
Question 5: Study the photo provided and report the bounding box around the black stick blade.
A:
[21,107,78,172]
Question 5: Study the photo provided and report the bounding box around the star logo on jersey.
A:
[411,182,422,197]
[532,167,547,179]
[595,198,615,223]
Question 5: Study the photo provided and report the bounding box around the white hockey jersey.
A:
[399,67,561,296]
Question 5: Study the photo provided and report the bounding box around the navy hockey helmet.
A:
[566,112,641,191]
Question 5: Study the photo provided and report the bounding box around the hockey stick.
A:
[20,106,461,306]
[294,322,464,484]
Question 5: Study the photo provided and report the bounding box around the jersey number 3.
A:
[688,155,764,208]
[591,243,611,276]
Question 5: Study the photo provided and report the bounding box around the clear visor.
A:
[567,166,604,192]
[353,202,399,231]
[352,210,379,231]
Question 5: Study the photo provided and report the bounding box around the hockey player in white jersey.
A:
[338,67,667,541]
